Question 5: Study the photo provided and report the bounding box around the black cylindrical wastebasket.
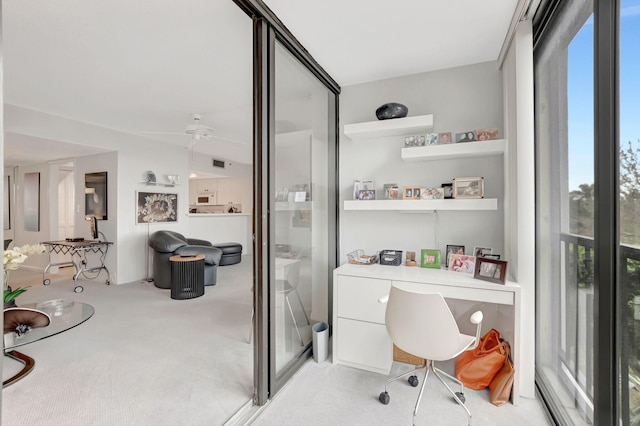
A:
[169,254,205,300]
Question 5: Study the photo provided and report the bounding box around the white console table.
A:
[332,263,521,404]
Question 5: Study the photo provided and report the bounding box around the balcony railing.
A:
[559,233,640,423]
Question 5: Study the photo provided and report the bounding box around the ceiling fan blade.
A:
[206,134,248,145]
[139,130,188,136]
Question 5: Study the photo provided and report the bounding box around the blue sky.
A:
[568,1,640,190]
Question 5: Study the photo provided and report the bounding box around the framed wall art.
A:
[420,249,441,269]
[24,172,40,231]
[445,244,465,267]
[136,191,178,224]
[447,253,476,274]
[452,177,484,199]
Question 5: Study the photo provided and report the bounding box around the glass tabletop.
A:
[4,300,94,350]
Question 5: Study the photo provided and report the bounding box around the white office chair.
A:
[276,261,310,346]
[378,285,483,426]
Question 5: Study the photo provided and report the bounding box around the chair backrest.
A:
[284,261,301,289]
[385,285,464,361]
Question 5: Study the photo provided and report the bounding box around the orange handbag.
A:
[490,340,515,406]
[455,328,506,390]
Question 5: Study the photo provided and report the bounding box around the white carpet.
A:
[2,258,254,426]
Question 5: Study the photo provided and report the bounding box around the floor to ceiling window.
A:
[535,0,640,424]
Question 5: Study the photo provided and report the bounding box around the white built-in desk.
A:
[332,263,521,404]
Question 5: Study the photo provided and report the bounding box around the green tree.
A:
[569,183,594,237]
[620,140,640,246]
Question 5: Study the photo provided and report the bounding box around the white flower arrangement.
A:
[3,243,47,271]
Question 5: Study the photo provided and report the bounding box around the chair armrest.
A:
[187,238,212,247]
[470,311,483,324]
[378,294,389,304]
[175,245,222,266]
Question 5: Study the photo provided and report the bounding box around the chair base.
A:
[379,360,472,426]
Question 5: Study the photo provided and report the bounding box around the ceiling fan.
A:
[140,113,247,149]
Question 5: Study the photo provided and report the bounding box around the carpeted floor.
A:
[2,258,254,426]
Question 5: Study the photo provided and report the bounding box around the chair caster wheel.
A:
[408,375,419,387]
[74,286,84,293]
[379,391,390,405]
[106,280,111,285]
[455,392,466,403]
[43,279,51,285]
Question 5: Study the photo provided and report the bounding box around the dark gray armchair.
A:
[148,230,223,289]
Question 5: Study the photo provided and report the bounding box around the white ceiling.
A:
[3,0,519,168]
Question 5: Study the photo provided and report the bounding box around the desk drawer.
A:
[336,317,393,374]
[337,275,391,323]
[392,280,514,305]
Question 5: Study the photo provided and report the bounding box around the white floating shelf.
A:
[140,182,179,187]
[401,139,506,161]
[344,115,434,140]
[343,198,497,212]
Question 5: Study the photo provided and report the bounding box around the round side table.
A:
[169,254,205,300]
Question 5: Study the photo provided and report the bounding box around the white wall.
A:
[340,62,504,263]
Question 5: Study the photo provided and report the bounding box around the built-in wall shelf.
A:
[276,201,313,211]
[401,139,506,162]
[343,115,434,140]
[344,198,497,212]
[140,182,179,187]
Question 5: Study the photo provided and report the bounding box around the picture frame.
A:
[420,249,441,269]
[383,183,399,199]
[483,254,501,260]
[353,180,361,200]
[136,191,178,224]
[420,187,444,200]
[441,183,453,199]
[476,128,499,141]
[473,246,492,257]
[452,177,484,199]
[402,186,422,200]
[357,189,376,200]
[438,132,453,144]
[445,245,465,267]
[447,253,476,274]
[455,131,477,143]
[404,135,426,147]
[85,171,108,220]
[146,170,156,183]
[426,133,438,145]
[474,257,508,284]
[24,172,40,232]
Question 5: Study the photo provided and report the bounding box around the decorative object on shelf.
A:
[453,176,484,199]
[448,253,477,274]
[473,246,493,257]
[426,133,439,145]
[442,183,453,199]
[145,171,157,183]
[420,249,441,269]
[346,249,379,265]
[357,189,376,200]
[474,257,508,284]
[383,184,399,199]
[166,174,180,185]
[402,186,422,200]
[375,102,408,120]
[136,191,178,224]
[404,135,425,147]
[455,131,477,143]
[445,245,465,267]
[476,128,499,141]
[483,254,501,260]
[438,132,453,144]
[354,179,374,200]
[420,187,444,200]
[379,250,402,266]
[406,251,417,266]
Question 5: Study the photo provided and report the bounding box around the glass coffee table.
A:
[3,300,94,387]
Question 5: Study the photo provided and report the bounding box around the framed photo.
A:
[455,131,477,143]
[404,135,426,147]
[438,132,453,144]
[403,186,422,200]
[476,128,499,141]
[357,189,376,200]
[441,183,453,199]
[136,191,178,224]
[445,245,465,267]
[448,253,476,274]
[483,254,501,260]
[426,133,439,145]
[420,249,441,269]
[453,177,484,199]
[353,180,361,200]
[146,170,156,183]
[473,246,492,257]
[420,187,444,200]
[474,257,508,284]
[383,183,399,199]
[362,179,374,191]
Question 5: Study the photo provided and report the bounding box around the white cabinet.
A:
[217,178,242,205]
[189,181,199,205]
[197,179,217,194]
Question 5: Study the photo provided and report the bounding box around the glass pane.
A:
[273,41,331,374]
[535,0,595,423]
[619,1,640,424]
